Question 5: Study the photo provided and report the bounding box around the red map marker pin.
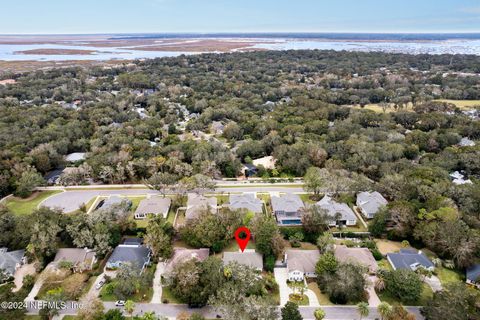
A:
[234,226,251,252]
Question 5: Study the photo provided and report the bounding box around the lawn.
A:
[284,241,318,250]
[100,284,153,303]
[289,293,309,306]
[375,239,404,255]
[377,259,393,271]
[5,190,62,215]
[161,286,182,304]
[378,283,433,306]
[299,193,320,204]
[220,238,257,253]
[307,281,333,305]
[435,267,463,285]
[434,99,480,110]
[126,196,147,228]
[351,103,414,113]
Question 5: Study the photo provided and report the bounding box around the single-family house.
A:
[65,152,86,163]
[252,156,276,170]
[134,197,171,219]
[459,137,476,147]
[229,193,263,214]
[316,195,357,227]
[271,193,305,226]
[106,240,151,272]
[387,249,434,272]
[52,248,96,272]
[185,193,217,220]
[466,264,480,289]
[222,250,263,271]
[285,249,321,282]
[96,196,132,211]
[0,248,26,278]
[164,248,210,274]
[356,191,388,219]
[334,245,378,274]
[44,168,66,185]
[241,163,258,177]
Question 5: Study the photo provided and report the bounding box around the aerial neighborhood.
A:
[0,44,479,320]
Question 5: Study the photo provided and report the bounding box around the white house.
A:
[285,249,321,282]
[316,195,357,226]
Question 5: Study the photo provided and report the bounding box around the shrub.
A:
[265,255,275,272]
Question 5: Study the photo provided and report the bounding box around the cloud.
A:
[459,6,480,14]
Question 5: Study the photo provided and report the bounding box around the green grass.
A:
[377,259,393,271]
[299,193,319,204]
[126,196,147,228]
[161,286,182,304]
[289,293,309,306]
[378,283,433,306]
[220,239,257,253]
[436,267,463,285]
[100,285,153,303]
[434,99,480,110]
[5,190,62,215]
[307,281,333,305]
[63,316,80,320]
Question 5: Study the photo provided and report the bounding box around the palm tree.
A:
[124,300,136,318]
[314,308,326,320]
[377,302,392,320]
[357,302,369,320]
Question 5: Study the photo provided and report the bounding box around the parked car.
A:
[115,300,125,307]
[95,279,105,290]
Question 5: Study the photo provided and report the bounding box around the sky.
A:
[1,0,480,34]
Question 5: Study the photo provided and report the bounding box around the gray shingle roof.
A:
[98,196,132,210]
[229,193,263,213]
[316,195,356,221]
[107,245,150,268]
[356,191,388,216]
[334,245,378,273]
[286,249,320,274]
[0,249,25,275]
[53,248,95,265]
[387,249,434,270]
[271,193,304,213]
[223,251,263,270]
[135,197,171,217]
[466,264,480,283]
[185,194,217,220]
[164,248,210,273]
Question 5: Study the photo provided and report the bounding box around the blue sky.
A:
[1,0,480,34]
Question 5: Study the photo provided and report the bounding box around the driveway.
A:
[13,263,36,292]
[274,267,290,306]
[367,276,381,307]
[424,275,443,292]
[151,262,165,303]
[85,273,106,298]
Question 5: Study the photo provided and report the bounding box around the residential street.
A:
[26,301,425,319]
[39,185,305,213]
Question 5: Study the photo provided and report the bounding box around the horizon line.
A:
[1,31,480,36]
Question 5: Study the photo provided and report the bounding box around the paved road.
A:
[40,186,305,213]
[26,301,424,319]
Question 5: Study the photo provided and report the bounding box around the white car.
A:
[95,279,105,290]
[115,300,126,307]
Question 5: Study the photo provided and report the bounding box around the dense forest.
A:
[0,49,479,265]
